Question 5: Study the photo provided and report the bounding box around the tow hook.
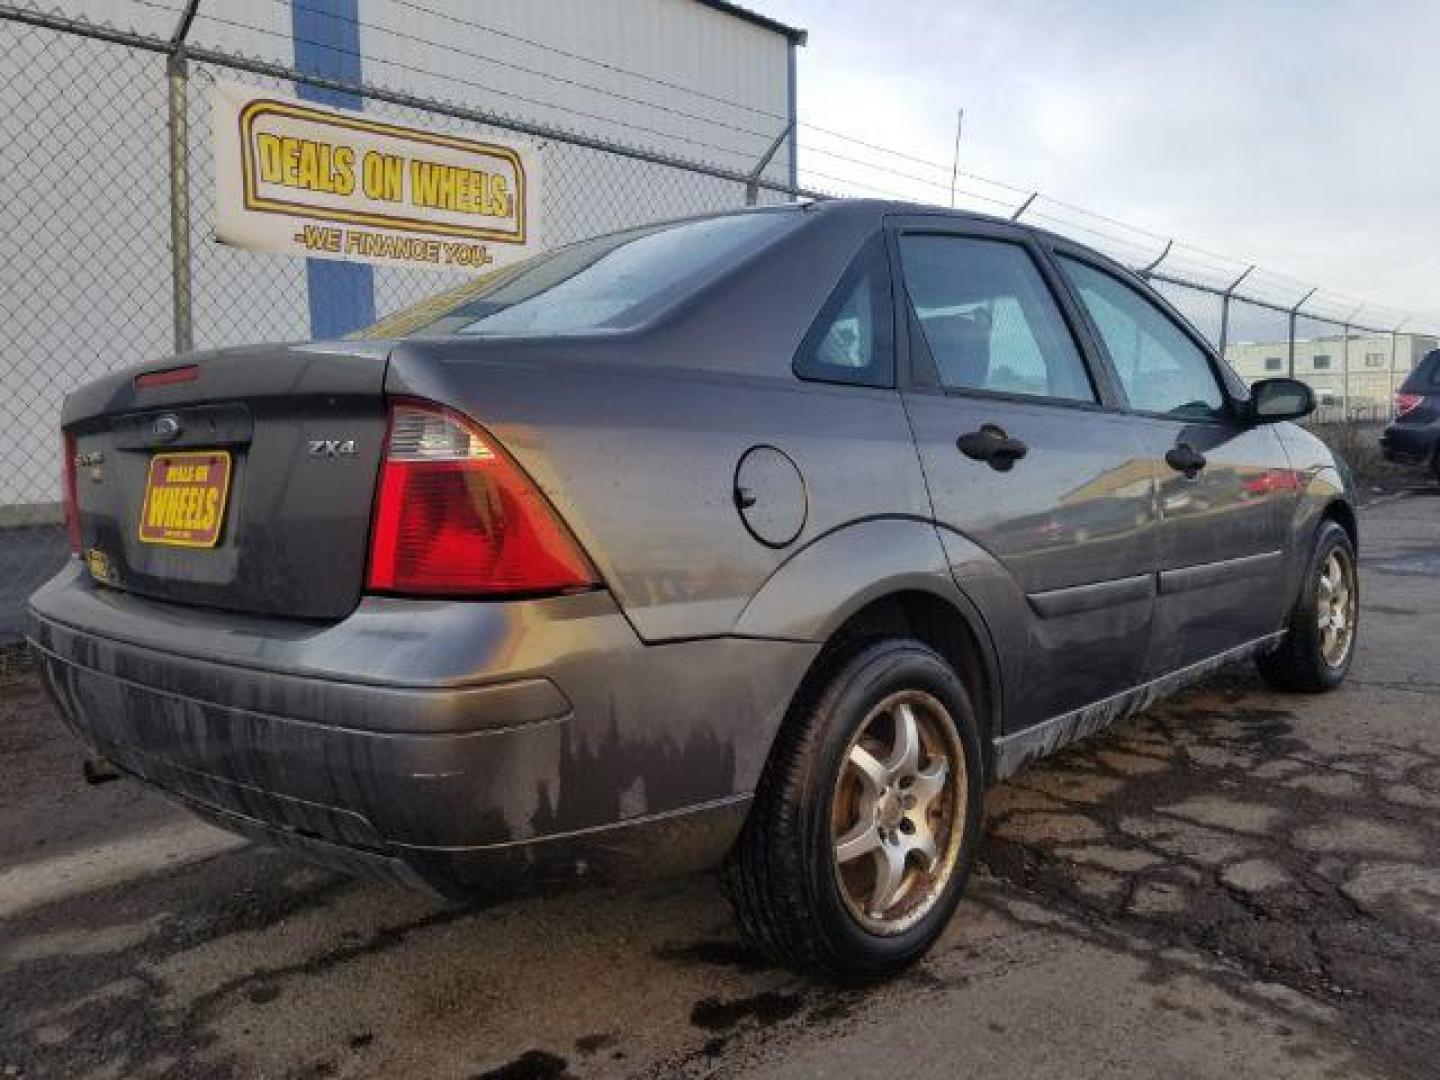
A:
[82,755,121,785]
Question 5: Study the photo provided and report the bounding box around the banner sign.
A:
[213,80,542,271]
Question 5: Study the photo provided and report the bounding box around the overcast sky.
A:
[764,0,1438,324]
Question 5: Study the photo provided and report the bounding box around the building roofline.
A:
[691,0,808,44]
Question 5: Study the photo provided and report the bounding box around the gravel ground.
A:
[2,487,1438,1080]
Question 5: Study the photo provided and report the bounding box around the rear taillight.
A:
[1395,392,1424,417]
[366,399,598,597]
[62,430,80,555]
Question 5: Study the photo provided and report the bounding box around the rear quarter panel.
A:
[383,208,936,642]
[389,351,931,641]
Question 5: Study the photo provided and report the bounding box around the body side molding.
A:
[1158,550,1283,596]
[1026,572,1154,619]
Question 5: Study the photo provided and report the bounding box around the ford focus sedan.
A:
[29,200,1357,979]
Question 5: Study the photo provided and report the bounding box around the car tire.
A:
[1256,520,1358,693]
[721,638,983,981]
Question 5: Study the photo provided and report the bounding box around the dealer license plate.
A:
[137,450,232,547]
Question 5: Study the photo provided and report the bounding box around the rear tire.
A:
[722,638,983,981]
[1257,520,1357,693]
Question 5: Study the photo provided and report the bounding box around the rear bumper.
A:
[1380,422,1438,465]
[26,565,814,894]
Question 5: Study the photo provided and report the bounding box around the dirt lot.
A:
[3,487,1438,1080]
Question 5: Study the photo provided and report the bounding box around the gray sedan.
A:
[28,199,1357,979]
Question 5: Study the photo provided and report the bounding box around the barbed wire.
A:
[4,0,1437,333]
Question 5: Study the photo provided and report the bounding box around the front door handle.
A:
[957,424,1029,472]
[1165,443,1207,478]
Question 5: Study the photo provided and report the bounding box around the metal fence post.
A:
[1389,330,1398,418]
[1341,303,1363,420]
[166,52,193,355]
[1137,239,1172,283]
[1341,324,1351,420]
[1287,288,1316,380]
[1389,317,1410,420]
[744,121,794,207]
[1216,264,1254,357]
[166,1,200,355]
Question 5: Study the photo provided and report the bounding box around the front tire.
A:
[722,639,983,981]
[1257,520,1358,692]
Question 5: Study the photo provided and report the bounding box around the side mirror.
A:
[1247,377,1314,423]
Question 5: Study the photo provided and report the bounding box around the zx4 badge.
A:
[307,439,357,458]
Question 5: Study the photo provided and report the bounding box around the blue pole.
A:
[291,0,375,338]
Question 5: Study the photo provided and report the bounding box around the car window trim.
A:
[881,216,1124,411]
[1045,243,1243,424]
[901,379,1121,415]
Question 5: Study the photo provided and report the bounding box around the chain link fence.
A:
[2,2,1435,640]
[0,2,804,640]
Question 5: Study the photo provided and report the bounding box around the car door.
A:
[1051,248,1295,675]
[891,217,1159,733]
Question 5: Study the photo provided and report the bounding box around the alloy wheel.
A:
[1317,548,1356,668]
[830,690,966,936]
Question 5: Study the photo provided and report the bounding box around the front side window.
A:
[1058,257,1225,420]
[898,235,1095,403]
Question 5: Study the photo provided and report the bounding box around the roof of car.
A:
[802,197,1069,243]
[792,198,1161,298]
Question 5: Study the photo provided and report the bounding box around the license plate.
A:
[138,450,232,548]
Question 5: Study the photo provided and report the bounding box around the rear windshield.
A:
[361,209,800,339]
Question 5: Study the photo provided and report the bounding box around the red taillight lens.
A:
[1395,392,1423,417]
[62,430,81,555]
[366,400,598,597]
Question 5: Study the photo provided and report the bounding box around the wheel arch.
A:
[807,589,1001,776]
[1321,496,1357,549]
[1287,466,1355,556]
[733,517,1006,778]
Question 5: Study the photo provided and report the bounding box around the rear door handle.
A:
[957,424,1028,472]
[1165,443,1207,478]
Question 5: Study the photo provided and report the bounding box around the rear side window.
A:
[793,236,895,387]
[1059,257,1226,420]
[897,235,1095,403]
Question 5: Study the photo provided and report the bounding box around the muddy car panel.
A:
[27,199,1356,893]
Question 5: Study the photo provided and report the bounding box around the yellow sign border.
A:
[137,449,234,549]
[237,98,528,244]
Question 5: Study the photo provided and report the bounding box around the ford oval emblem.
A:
[152,414,181,442]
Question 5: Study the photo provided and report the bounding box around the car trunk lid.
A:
[63,341,390,620]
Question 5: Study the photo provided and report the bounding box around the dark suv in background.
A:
[1382,349,1440,480]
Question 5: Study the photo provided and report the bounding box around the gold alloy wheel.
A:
[830,689,966,936]
[1317,548,1357,668]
